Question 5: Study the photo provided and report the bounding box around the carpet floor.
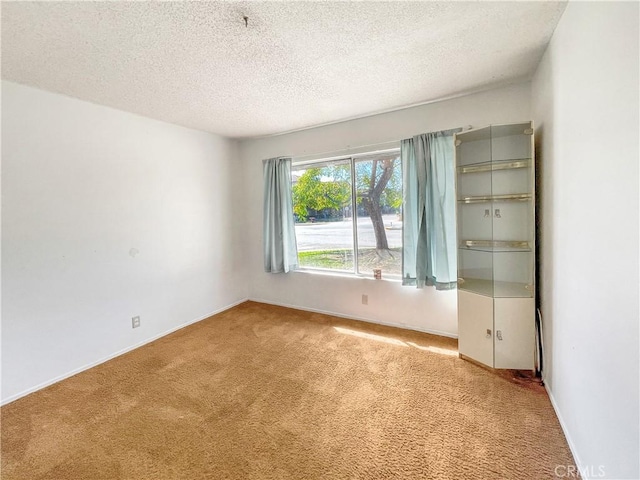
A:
[1,301,576,479]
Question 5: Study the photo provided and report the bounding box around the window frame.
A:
[291,147,402,279]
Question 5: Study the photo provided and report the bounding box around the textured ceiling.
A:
[1,1,566,138]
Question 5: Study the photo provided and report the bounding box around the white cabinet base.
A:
[458,290,494,367]
[458,290,534,370]
[494,298,535,369]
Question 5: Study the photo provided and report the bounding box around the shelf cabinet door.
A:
[458,290,494,368]
[493,298,535,369]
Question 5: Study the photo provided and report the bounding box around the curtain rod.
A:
[290,125,472,165]
[291,140,401,165]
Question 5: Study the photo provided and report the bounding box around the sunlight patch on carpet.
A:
[333,327,458,356]
[405,342,458,356]
[333,326,408,346]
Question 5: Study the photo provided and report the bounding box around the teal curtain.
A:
[263,157,298,273]
[402,129,460,289]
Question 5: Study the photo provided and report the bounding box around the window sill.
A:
[293,267,402,283]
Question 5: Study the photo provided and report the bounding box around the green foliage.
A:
[298,249,354,270]
[292,165,351,221]
[292,157,402,223]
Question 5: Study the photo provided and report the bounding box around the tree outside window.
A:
[291,150,402,276]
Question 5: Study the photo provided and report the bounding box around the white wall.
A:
[1,81,248,403]
[531,3,639,479]
[240,83,531,336]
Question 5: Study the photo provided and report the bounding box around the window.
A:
[291,149,402,277]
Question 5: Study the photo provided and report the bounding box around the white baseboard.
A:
[248,297,458,339]
[544,382,587,478]
[1,298,249,406]
[3,297,454,406]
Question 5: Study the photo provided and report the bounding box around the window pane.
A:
[355,153,402,277]
[291,160,354,271]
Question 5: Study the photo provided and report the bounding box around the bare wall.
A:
[1,81,248,403]
[531,3,639,478]
[239,83,531,336]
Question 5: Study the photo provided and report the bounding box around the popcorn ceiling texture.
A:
[1,2,565,138]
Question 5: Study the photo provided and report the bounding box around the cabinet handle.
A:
[486,329,492,338]
[496,330,503,341]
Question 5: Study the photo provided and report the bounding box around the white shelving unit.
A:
[455,122,535,370]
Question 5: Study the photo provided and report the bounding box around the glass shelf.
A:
[491,122,533,138]
[460,240,531,252]
[455,125,491,143]
[457,166,531,198]
[455,123,533,143]
[457,278,533,298]
[458,193,532,204]
[455,122,536,368]
[458,245,533,297]
[455,122,535,301]
[457,158,531,174]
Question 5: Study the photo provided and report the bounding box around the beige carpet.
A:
[1,301,576,479]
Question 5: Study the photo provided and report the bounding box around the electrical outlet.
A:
[362,294,368,305]
[132,316,140,329]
